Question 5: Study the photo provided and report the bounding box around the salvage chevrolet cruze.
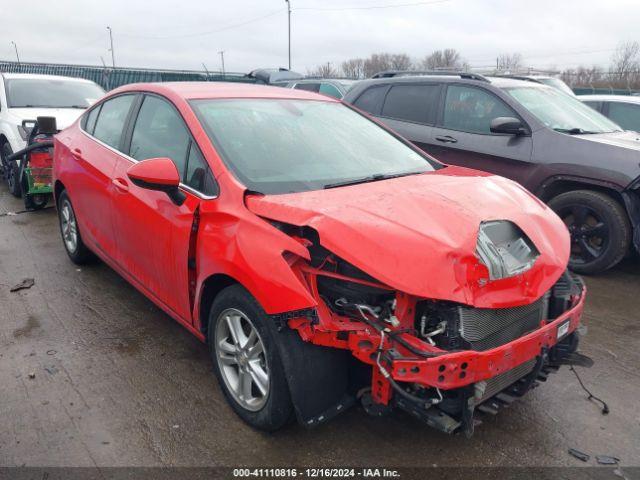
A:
[53,83,586,435]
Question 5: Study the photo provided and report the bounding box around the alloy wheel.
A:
[215,308,270,411]
[60,199,79,253]
[560,204,609,265]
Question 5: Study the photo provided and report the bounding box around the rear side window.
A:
[92,95,135,149]
[319,83,342,99]
[583,101,603,112]
[607,102,640,131]
[129,95,190,176]
[83,105,101,134]
[353,85,388,115]
[294,83,321,93]
[381,84,440,124]
[443,85,516,134]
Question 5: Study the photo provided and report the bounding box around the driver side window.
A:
[130,95,190,174]
[443,85,516,134]
[129,95,217,195]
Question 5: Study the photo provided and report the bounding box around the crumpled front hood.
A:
[246,166,570,308]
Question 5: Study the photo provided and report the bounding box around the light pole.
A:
[10,41,20,64]
[218,50,225,77]
[107,26,115,68]
[285,0,291,70]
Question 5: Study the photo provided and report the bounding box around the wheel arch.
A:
[197,273,243,339]
[537,176,626,208]
[54,180,67,206]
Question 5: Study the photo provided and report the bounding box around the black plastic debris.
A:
[568,448,590,462]
[596,455,620,465]
[10,278,35,292]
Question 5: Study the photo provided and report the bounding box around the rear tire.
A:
[7,160,22,198]
[549,190,631,274]
[57,190,93,264]
[24,193,49,211]
[208,285,293,431]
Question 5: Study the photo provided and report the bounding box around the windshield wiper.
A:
[323,171,422,189]
[554,127,600,135]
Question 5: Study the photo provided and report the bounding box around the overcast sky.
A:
[2,0,638,74]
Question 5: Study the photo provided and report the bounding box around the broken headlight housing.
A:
[476,220,539,280]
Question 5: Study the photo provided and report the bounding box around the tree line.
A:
[307,42,640,90]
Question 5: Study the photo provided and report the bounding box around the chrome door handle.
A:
[435,135,458,144]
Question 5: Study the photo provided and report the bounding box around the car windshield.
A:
[506,86,621,134]
[5,78,105,108]
[191,99,437,194]
[537,78,575,96]
[338,80,357,90]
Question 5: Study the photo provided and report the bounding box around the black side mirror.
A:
[490,117,527,135]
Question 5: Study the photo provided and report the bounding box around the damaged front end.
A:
[268,221,587,436]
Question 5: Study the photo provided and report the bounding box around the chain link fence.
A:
[0,60,256,90]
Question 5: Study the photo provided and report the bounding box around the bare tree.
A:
[497,52,523,72]
[340,53,414,78]
[420,49,463,70]
[341,58,365,79]
[307,62,339,78]
[561,65,604,87]
[389,53,412,71]
[363,53,393,77]
[610,41,640,85]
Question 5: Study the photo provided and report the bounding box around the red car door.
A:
[58,94,137,260]
[110,94,217,323]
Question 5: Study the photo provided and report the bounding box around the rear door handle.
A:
[71,148,84,160]
[435,135,458,144]
[112,177,130,193]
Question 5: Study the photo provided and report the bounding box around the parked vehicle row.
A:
[52,82,587,435]
[0,73,104,203]
[280,78,358,99]
[343,72,640,274]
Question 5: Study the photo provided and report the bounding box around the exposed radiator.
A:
[458,293,549,351]
[478,358,536,403]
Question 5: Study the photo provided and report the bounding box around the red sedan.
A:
[53,82,586,434]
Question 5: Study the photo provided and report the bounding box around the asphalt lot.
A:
[1,181,639,470]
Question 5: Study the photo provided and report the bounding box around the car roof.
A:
[112,81,341,102]
[578,94,640,104]
[352,74,543,89]
[487,76,549,88]
[0,73,98,84]
[295,78,356,84]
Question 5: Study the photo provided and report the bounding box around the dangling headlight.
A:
[476,220,539,280]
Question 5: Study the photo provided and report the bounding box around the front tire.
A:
[57,190,93,264]
[549,190,631,274]
[0,141,11,177]
[208,285,293,431]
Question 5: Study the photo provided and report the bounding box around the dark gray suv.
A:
[344,72,640,274]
